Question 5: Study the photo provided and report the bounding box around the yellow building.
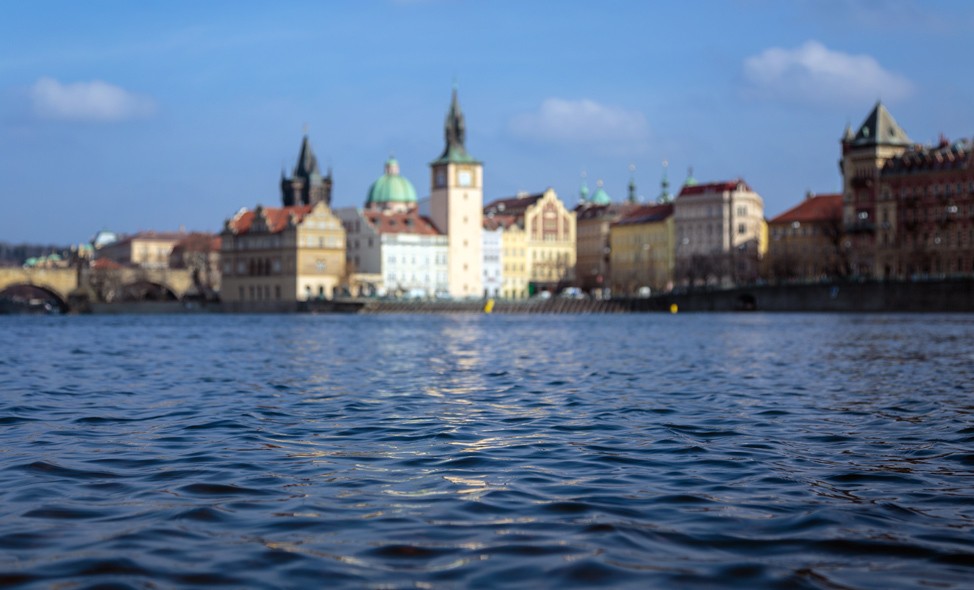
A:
[485,215,528,299]
[220,201,346,310]
[484,188,576,296]
[609,203,675,295]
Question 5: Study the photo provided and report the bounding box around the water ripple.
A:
[0,313,972,589]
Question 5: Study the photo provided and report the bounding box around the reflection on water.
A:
[0,312,972,589]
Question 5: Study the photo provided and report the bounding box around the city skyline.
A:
[3,0,974,245]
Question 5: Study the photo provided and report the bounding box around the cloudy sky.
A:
[3,0,973,244]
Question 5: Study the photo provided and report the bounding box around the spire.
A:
[432,85,478,164]
[579,170,590,204]
[627,163,637,203]
[294,135,321,178]
[684,166,697,187]
[658,160,672,203]
[851,101,911,147]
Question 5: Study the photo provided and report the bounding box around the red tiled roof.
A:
[769,194,842,225]
[90,257,123,270]
[362,210,441,236]
[613,203,674,226]
[228,205,314,235]
[678,179,752,197]
[172,232,220,252]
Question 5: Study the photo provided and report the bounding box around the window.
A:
[738,223,746,235]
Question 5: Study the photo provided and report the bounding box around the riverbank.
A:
[53,278,974,314]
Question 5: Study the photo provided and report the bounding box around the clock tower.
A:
[430,86,483,298]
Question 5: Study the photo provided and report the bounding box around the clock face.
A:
[458,170,472,187]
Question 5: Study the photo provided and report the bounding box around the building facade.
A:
[96,231,188,269]
[484,188,576,296]
[220,201,346,309]
[339,156,448,298]
[609,203,674,295]
[839,102,913,277]
[429,88,483,298]
[766,193,844,281]
[674,179,766,286]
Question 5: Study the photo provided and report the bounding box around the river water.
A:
[0,313,972,589]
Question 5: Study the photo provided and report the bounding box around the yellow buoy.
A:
[484,298,495,314]
[669,303,678,314]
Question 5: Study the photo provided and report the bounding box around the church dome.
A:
[366,157,418,209]
[590,180,612,205]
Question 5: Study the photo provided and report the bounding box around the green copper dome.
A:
[366,157,417,208]
[590,180,611,205]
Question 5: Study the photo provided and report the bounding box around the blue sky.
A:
[3,0,974,244]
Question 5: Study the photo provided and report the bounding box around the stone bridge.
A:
[0,267,196,310]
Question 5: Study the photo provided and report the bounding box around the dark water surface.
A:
[1,313,972,589]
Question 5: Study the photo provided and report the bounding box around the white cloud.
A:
[509,98,649,146]
[742,41,913,106]
[30,77,156,122]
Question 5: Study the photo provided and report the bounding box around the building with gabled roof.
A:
[484,188,575,297]
[220,201,346,309]
[609,203,675,295]
[767,193,844,281]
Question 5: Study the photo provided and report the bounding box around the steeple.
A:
[658,160,672,203]
[432,85,478,164]
[684,166,697,187]
[294,135,321,178]
[627,164,637,203]
[579,170,590,204]
[282,134,333,207]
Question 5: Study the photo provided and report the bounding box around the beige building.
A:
[429,88,483,299]
[96,231,187,269]
[484,188,576,296]
[767,193,844,281]
[674,179,766,286]
[220,201,346,309]
[609,203,674,295]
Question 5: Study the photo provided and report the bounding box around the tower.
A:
[281,135,333,207]
[839,101,911,276]
[429,86,483,298]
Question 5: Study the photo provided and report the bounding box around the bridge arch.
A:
[116,280,179,302]
[0,283,69,313]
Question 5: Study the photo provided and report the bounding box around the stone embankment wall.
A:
[630,279,974,313]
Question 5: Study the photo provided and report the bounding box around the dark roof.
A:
[483,193,543,218]
[292,135,322,179]
[769,194,842,225]
[573,202,640,221]
[882,137,973,175]
[678,179,752,197]
[483,214,520,230]
[613,203,674,226]
[849,101,911,148]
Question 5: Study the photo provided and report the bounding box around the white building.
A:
[338,156,448,297]
[673,178,766,285]
[482,223,503,298]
